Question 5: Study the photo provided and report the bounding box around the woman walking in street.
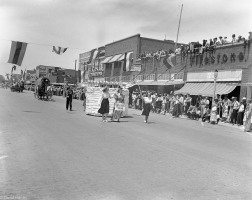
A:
[142,91,152,123]
[111,86,125,122]
[98,87,111,122]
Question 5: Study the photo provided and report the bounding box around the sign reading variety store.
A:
[187,70,242,82]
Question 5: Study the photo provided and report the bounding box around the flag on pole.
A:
[52,46,67,55]
[163,53,176,69]
[8,41,27,66]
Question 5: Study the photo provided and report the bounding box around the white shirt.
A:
[144,97,152,104]
[238,104,244,112]
[102,92,110,99]
[233,101,240,110]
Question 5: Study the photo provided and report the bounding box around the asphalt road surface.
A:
[0,89,252,200]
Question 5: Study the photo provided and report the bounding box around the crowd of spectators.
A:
[131,91,250,127]
[137,33,251,61]
[138,50,169,60]
[175,33,251,55]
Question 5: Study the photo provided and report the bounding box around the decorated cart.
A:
[85,86,129,117]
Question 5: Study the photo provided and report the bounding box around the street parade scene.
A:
[0,0,252,200]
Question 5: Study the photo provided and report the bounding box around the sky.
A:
[0,0,252,78]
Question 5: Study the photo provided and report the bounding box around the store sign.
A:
[79,51,93,64]
[130,64,141,72]
[187,70,242,82]
[90,71,103,77]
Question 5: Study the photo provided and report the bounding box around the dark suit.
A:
[66,88,73,110]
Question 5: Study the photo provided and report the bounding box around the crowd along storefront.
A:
[175,69,245,100]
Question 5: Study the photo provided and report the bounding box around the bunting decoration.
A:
[8,41,27,66]
[52,46,67,55]
[163,53,176,69]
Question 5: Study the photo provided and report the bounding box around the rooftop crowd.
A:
[137,32,252,60]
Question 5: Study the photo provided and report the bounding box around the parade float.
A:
[80,82,129,117]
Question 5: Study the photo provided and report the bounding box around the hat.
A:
[231,96,235,99]
[242,97,247,100]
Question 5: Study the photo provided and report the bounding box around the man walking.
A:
[66,86,73,111]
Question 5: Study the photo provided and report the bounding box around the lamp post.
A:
[210,69,218,123]
[213,69,218,102]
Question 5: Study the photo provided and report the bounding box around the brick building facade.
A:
[102,34,176,83]
[128,39,252,98]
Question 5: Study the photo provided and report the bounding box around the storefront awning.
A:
[108,54,123,63]
[117,54,125,61]
[135,81,184,86]
[174,82,237,96]
[101,56,113,64]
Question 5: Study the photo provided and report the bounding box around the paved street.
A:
[0,89,252,200]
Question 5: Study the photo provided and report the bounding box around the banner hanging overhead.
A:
[8,41,27,66]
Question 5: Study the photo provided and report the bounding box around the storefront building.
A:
[102,34,176,86]
[35,65,80,84]
[175,38,252,100]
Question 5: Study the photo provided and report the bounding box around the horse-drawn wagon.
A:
[10,81,24,92]
[34,77,52,100]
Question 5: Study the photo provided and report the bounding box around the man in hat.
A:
[231,97,239,125]
[232,34,237,43]
[66,86,73,111]
[237,97,246,125]
[218,36,223,45]
[223,37,228,44]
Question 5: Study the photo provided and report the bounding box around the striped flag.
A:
[52,46,67,55]
[163,53,176,69]
[8,41,27,66]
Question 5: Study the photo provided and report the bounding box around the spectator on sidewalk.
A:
[231,97,239,125]
[237,97,246,126]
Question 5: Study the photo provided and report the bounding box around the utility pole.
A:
[74,59,77,86]
[175,4,183,51]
